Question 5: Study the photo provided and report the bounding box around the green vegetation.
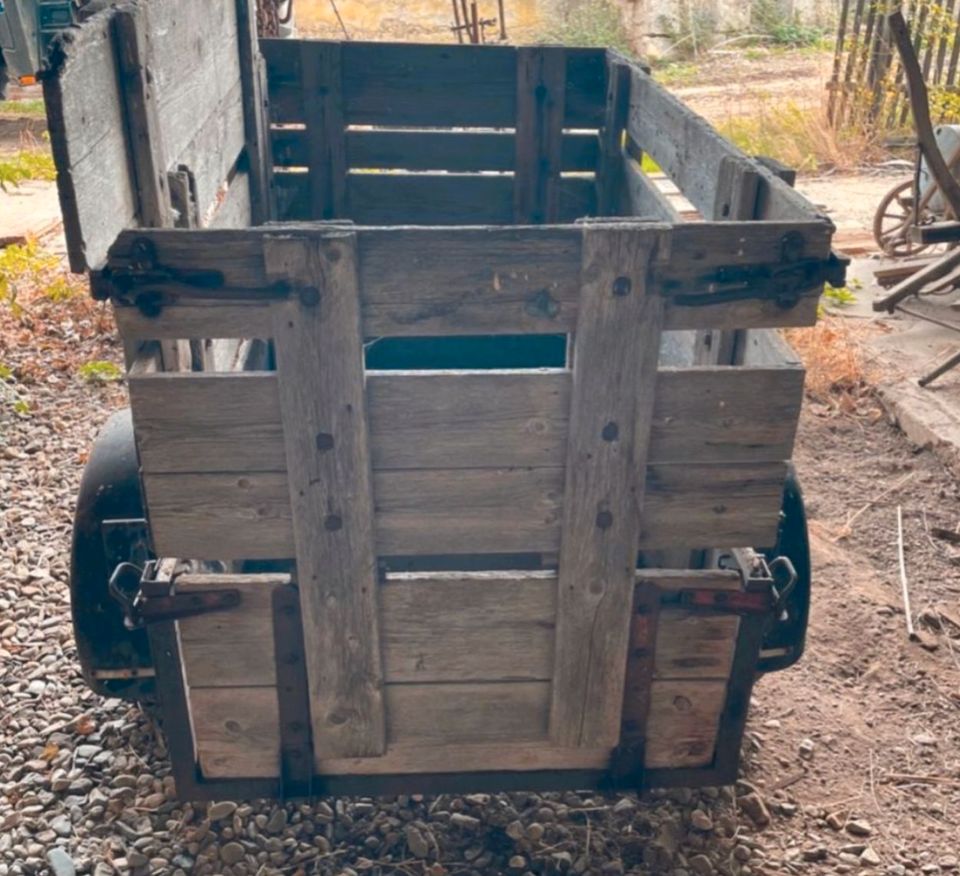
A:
[0,99,46,117]
[78,360,123,384]
[0,238,77,317]
[539,0,632,53]
[0,149,57,191]
[0,364,30,417]
[822,278,862,310]
[751,0,828,48]
[653,61,700,86]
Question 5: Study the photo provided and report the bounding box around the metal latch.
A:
[108,562,241,629]
[679,555,797,619]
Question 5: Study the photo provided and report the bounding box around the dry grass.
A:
[716,99,886,173]
[785,315,887,413]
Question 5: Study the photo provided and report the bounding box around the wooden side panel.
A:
[129,365,803,474]
[627,66,821,222]
[300,40,345,219]
[654,610,739,679]
[43,9,137,272]
[263,40,606,128]
[265,233,385,761]
[550,224,664,749]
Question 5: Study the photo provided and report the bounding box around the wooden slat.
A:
[143,461,786,560]
[514,47,566,224]
[654,610,739,679]
[235,0,271,224]
[627,65,821,222]
[263,40,606,128]
[597,60,631,215]
[644,680,728,768]
[550,224,664,749]
[272,128,600,173]
[106,222,828,339]
[623,159,681,222]
[179,571,557,687]
[265,233,385,761]
[274,172,596,224]
[300,41,345,219]
[129,364,802,474]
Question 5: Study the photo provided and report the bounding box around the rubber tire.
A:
[759,464,811,673]
[70,409,155,699]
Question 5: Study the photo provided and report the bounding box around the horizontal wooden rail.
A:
[271,128,600,173]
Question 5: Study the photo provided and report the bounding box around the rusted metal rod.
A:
[451,0,464,43]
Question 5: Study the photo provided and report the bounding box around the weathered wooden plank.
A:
[263,40,605,128]
[113,8,174,229]
[43,8,137,272]
[272,128,600,173]
[142,0,246,224]
[106,222,826,338]
[623,159,681,222]
[274,172,597,224]
[550,224,664,749]
[627,65,822,222]
[235,0,272,223]
[514,47,566,224]
[129,364,802,474]
[654,610,739,679]
[179,571,557,688]
[265,233,385,761]
[300,41,345,219]
[644,680,728,768]
[143,461,786,560]
[597,60,631,216]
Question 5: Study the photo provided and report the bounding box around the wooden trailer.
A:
[49,0,844,799]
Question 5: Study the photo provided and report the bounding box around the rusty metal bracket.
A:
[91,236,225,303]
[659,251,848,310]
[680,555,797,618]
[272,585,316,799]
[108,561,240,629]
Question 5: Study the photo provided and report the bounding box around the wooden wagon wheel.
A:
[874,179,929,258]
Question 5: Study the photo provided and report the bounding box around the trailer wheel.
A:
[70,409,155,699]
[758,464,811,673]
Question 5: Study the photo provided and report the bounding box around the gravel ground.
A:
[3,256,960,876]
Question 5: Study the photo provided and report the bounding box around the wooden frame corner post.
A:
[549,223,665,749]
[265,231,386,764]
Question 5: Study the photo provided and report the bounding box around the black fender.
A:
[70,408,154,698]
[758,464,811,673]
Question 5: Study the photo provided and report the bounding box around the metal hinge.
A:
[108,562,241,629]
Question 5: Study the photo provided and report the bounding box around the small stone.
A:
[526,822,545,841]
[601,862,624,875]
[690,810,713,831]
[126,852,149,868]
[733,846,751,863]
[509,856,526,870]
[220,842,245,865]
[798,738,815,759]
[737,793,771,828]
[111,775,138,789]
[140,792,165,809]
[826,811,845,830]
[46,849,75,876]
[208,801,237,821]
[839,853,862,865]
[405,825,429,859]
[940,857,958,870]
[612,797,636,814]
[779,802,798,816]
[862,848,882,867]
[802,847,828,862]
[266,808,288,834]
[50,816,72,837]
[763,719,781,729]
[846,819,873,837]
[450,813,480,830]
[911,733,938,746]
[27,680,46,695]
[506,820,525,840]
[689,854,713,876]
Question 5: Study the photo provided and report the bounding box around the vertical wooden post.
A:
[265,232,386,762]
[596,59,631,217]
[514,47,566,224]
[549,223,664,749]
[693,156,762,367]
[301,42,346,220]
[236,0,274,224]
